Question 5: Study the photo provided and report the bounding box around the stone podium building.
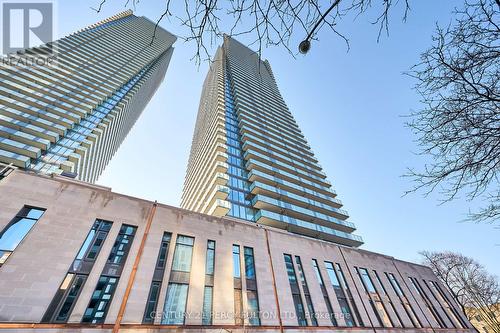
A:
[0,169,474,332]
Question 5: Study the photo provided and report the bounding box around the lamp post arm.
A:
[305,0,342,41]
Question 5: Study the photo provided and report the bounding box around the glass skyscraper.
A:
[0,10,176,182]
[182,36,363,247]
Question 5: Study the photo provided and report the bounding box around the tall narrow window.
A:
[205,240,215,275]
[244,247,256,279]
[46,274,86,323]
[202,240,215,325]
[284,254,307,326]
[144,282,161,323]
[162,235,194,325]
[82,224,136,323]
[386,273,422,328]
[334,263,364,326]
[156,234,172,269]
[373,270,404,327]
[233,244,241,278]
[358,268,376,293]
[233,245,243,325]
[295,256,317,326]
[424,280,457,328]
[0,205,45,266]
[163,283,189,325]
[42,219,112,323]
[429,281,467,328]
[311,259,337,326]
[244,247,260,326]
[82,276,118,323]
[356,267,393,327]
[143,232,172,324]
[409,277,446,328]
[202,286,213,325]
[171,235,195,272]
[107,225,136,265]
[324,261,356,326]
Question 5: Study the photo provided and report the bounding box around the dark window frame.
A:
[284,253,307,326]
[311,259,338,326]
[81,275,118,323]
[170,234,195,273]
[143,232,172,324]
[202,285,213,325]
[295,256,318,326]
[0,205,46,267]
[409,277,446,328]
[356,267,393,328]
[42,219,112,323]
[385,272,422,328]
[244,246,260,326]
[82,224,137,324]
[202,240,216,325]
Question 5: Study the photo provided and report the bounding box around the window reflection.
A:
[0,206,45,267]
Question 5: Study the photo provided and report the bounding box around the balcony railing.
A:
[255,209,363,247]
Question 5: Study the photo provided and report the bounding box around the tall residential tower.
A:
[182,36,362,247]
[0,11,176,182]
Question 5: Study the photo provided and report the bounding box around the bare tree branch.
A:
[421,251,500,333]
[406,0,500,224]
[91,0,411,63]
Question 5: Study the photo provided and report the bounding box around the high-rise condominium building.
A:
[182,36,362,247]
[0,10,176,182]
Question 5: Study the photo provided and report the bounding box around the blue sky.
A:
[56,1,498,275]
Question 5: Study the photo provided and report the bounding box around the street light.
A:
[299,0,341,54]
[298,40,311,54]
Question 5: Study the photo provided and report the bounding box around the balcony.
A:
[246,158,333,196]
[241,137,325,175]
[244,149,328,184]
[207,199,231,217]
[0,113,60,143]
[0,137,41,159]
[0,125,50,150]
[252,194,354,232]
[248,169,337,201]
[0,149,29,168]
[200,185,230,215]
[255,209,364,248]
[250,180,343,209]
